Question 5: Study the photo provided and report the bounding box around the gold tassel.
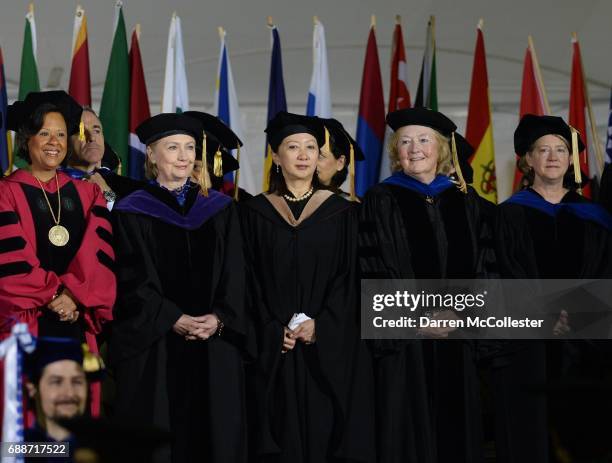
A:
[349,142,356,201]
[570,126,582,195]
[233,143,241,201]
[451,132,467,194]
[323,127,330,152]
[213,149,223,177]
[79,121,85,142]
[199,132,208,197]
[81,343,105,374]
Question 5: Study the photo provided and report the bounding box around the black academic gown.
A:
[359,182,495,463]
[109,184,251,463]
[495,188,612,463]
[240,191,376,463]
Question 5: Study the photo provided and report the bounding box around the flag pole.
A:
[572,32,605,174]
[527,35,551,114]
[395,14,401,24]
[371,15,376,30]
[267,16,274,28]
[135,23,141,40]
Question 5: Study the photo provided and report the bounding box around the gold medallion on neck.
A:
[49,225,70,247]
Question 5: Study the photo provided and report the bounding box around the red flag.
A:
[128,27,151,179]
[512,39,549,191]
[68,5,91,106]
[568,35,591,197]
[388,19,411,112]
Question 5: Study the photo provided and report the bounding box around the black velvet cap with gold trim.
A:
[321,118,365,162]
[183,111,241,175]
[386,107,457,136]
[265,111,325,152]
[514,114,585,156]
[7,90,83,135]
[135,113,203,146]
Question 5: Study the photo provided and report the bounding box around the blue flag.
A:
[263,25,287,190]
[606,86,612,164]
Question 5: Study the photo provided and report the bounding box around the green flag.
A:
[99,2,129,173]
[15,5,40,168]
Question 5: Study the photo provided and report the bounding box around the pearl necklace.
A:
[283,186,314,202]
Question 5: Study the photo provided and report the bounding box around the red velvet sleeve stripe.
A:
[60,183,115,335]
[0,182,62,319]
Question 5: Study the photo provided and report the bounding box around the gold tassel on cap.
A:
[213,149,223,177]
[323,127,330,153]
[79,121,85,142]
[233,143,241,201]
[570,126,583,195]
[81,343,105,374]
[199,132,209,197]
[451,132,467,194]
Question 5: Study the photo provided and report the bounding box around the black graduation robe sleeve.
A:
[110,211,183,360]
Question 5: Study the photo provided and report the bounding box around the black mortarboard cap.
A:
[7,91,83,135]
[514,114,585,156]
[135,113,203,146]
[183,111,241,175]
[321,118,365,162]
[265,111,326,152]
[386,107,457,136]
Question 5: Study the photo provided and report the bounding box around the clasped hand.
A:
[173,314,220,341]
[47,288,79,323]
[282,319,315,353]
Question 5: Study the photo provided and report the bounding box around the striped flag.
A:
[306,18,332,118]
[161,13,189,113]
[128,26,150,180]
[99,1,130,173]
[262,22,287,190]
[465,22,497,203]
[512,37,550,191]
[68,5,91,107]
[606,87,612,164]
[414,16,437,110]
[18,4,40,101]
[0,47,11,175]
[379,16,411,181]
[213,28,256,195]
[354,18,385,197]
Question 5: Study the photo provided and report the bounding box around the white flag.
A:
[161,14,189,113]
[306,19,332,118]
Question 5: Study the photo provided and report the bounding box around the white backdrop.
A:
[0,0,610,200]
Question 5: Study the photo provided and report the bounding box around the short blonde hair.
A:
[387,129,454,175]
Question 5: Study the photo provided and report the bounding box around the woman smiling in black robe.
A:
[240,111,375,463]
[109,113,251,463]
[359,107,495,463]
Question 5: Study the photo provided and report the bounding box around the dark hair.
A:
[16,103,72,165]
[327,133,349,192]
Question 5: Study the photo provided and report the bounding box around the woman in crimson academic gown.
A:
[359,107,496,463]
[240,111,375,463]
[0,91,115,418]
[494,114,612,463]
[109,113,251,463]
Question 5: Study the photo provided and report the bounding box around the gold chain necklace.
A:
[34,173,70,247]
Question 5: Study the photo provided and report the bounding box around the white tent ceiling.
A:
[0,0,610,198]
